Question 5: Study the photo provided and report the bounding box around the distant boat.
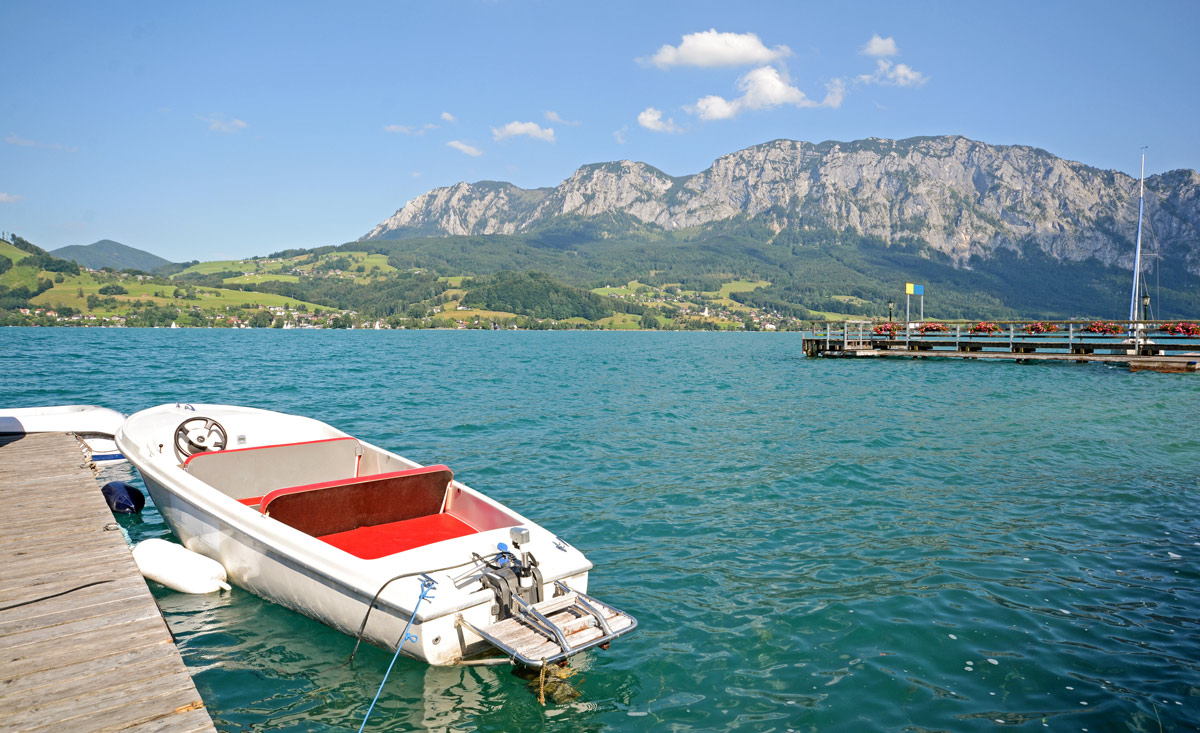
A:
[116,403,636,666]
[0,405,127,464]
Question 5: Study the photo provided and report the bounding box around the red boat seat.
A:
[317,513,478,559]
[261,465,455,537]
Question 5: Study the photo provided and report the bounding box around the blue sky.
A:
[2,1,1199,262]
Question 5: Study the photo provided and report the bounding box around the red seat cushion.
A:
[317,513,478,559]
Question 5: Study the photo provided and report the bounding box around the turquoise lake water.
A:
[3,328,1199,731]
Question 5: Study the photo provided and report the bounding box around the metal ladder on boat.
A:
[457,581,637,667]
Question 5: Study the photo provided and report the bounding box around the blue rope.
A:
[358,574,437,732]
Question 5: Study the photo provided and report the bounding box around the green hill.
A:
[459,271,643,320]
[50,239,173,272]
[0,239,32,264]
[348,220,1200,320]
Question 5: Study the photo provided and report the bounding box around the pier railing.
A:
[804,319,1200,359]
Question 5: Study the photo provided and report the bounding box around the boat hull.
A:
[141,471,588,664]
[0,405,127,464]
[119,403,593,666]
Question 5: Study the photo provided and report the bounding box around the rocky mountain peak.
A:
[361,135,1200,274]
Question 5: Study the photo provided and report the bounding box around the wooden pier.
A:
[0,433,215,732]
[803,320,1200,373]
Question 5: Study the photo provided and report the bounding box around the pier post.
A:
[955,325,960,351]
[1009,325,1014,350]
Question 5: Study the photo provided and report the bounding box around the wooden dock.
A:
[803,320,1200,373]
[0,433,215,732]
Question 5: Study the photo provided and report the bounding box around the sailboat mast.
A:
[1128,148,1146,323]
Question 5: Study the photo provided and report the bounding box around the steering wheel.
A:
[174,417,228,461]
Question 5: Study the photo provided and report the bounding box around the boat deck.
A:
[0,432,215,732]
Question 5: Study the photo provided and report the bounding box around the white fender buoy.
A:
[132,538,231,594]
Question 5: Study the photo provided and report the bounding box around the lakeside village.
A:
[3,267,804,331]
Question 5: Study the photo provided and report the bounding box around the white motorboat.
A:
[0,405,127,465]
[115,403,636,667]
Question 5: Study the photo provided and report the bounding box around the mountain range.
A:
[19,135,1200,321]
[362,135,1200,278]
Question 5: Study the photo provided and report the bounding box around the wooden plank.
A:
[0,519,116,543]
[0,532,126,564]
[0,563,131,604]
[3,616,169,671]
[0,542,127,578]
[0,639,175,702]
[0,579,148,637]
[0,651,188,716]
[0,432,214,732]
[85,684,210,731]
[0,524,112,549]
[528,593,583,615]
[0,519,118,545]
[0,598,163,653]
[0,470,95,486]
[479,592,636,663]
[121,707,217,733]
[0,635,169,698]
[0,485,106,510]
[14,674,204,732]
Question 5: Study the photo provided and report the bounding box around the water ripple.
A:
[4,329,1198,730]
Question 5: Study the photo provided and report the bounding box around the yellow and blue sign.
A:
[905,283,924,295]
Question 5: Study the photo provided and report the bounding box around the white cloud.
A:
[5,134,77,152]
[441,112,456,122]
[820,78,847,108]
[492,121,555,142]
[0,192,24,203]
[546,111,580,126]
[411,172,422,178]
[860,34,899,57]
[690,67,844,120]
[739,66,810,109]
[384,122,439,135]
[613,126,628,145]
[692,95,739,121]
[858,59,928,87]
[646,29,790,68]
[855,35,926,87]
[202,116,247,133]
[637,107,684,133]
[446,140,483,157]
